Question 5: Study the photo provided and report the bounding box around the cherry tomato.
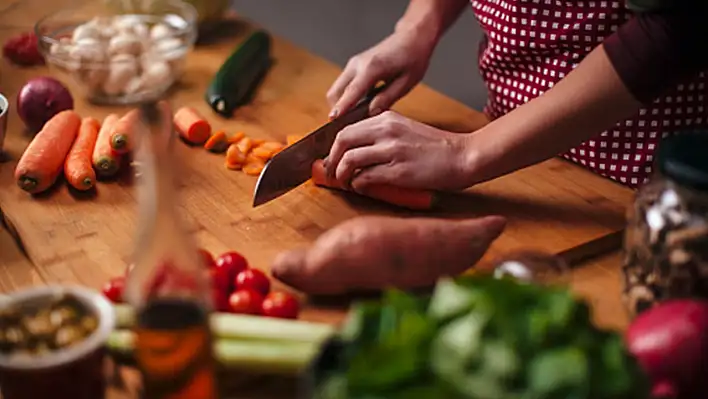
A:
[234,269,271,296]
[261,291,300,319]
[210,267,231,294]
[228,289,264,315]
[102,277,125,303]
[213,288,231,312]
[213,251,249,292]
[198,248,216,268]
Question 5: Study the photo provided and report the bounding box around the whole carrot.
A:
[93,114,121,178]
[65,117,100,191]
[15,110,81,194]
[110,109,140,154]
[310,159,436,211]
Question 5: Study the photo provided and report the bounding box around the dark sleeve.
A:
[603,4,708,104]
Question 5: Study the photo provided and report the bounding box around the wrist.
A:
[456,130,495,188]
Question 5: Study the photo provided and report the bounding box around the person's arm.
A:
[394,0,469,42]
[460,7,708,187]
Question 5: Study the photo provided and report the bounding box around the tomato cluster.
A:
[204,249,300,319]
[101,248,300,320]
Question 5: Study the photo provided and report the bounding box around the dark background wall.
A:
[230,0,488,110]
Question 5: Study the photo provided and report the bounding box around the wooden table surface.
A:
[0,1,632,397]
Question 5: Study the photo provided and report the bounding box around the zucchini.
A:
[205,30,273,118]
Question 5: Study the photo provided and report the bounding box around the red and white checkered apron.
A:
[471,0,708,188]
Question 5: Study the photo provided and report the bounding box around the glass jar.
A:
[622,132,708,318]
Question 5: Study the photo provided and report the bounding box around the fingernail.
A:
[328,109,339,120]
[370,107,382,116]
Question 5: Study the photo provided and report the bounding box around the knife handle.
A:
[354,82,389,110]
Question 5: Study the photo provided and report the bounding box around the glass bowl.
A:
[35,0,198,105]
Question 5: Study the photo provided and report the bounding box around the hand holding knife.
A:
[252,84,436,210]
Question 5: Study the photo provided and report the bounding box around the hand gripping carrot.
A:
[110,109,140,154]
[311,159,436,210]
[15,110,81,194]
[93,114,121,178]
[65,117,100,191]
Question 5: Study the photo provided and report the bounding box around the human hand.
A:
[326,28,436,119]
[271,215,506,295]
[325,110,473,192]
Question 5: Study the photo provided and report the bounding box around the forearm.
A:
[461,45,641,186]
[395,0,469,42]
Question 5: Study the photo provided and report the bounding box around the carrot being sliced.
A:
[227,131,245,144]
[93,114,122,178]
[174,106,211,145]
[110,109,140,154]
[15,110,82,194]
[65,117,100,191]
[310,159,436,211]
[236,137,254,155]
[204,131,229,153]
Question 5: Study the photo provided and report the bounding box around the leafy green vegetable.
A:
[310,274,649,399]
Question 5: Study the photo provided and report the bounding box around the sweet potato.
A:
[270,215,507,295]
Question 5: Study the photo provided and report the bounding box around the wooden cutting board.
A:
[0,15,633,296]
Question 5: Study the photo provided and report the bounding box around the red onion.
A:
[17,77,73,132]
[625,299,708,399]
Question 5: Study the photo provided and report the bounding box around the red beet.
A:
[625,299,708,399]
[17,77,73,132]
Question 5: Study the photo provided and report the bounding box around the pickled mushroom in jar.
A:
[0,293,99,359]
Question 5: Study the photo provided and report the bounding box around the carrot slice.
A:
[286,135,303,146]
[204,131,229,153]
[251,146,275,161]
[242,162,264,176]
[93,114,122,178]
[110,109,140,154]
[174,107,211,145]
[15,110,81,194]
[225,143,247,167]
[65,117,100,191]
[227,131,245,144]
[310,159,436,210]
[251,138,266,147]
[236,137,254,155]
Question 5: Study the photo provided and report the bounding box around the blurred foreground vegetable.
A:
[625,299,708,399]
[310,274,650,399]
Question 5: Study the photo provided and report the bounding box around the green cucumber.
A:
[205,30,273,118]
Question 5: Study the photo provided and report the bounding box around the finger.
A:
[325,119,379,178]
[369,76,412,116]
[326,67,356,112]
[350,162,411,192]
[335,145,394,186]
[331,73,379,119]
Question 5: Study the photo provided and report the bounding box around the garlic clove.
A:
[150,24,173,41]
[71,23,100,42]
[108,34,142,57]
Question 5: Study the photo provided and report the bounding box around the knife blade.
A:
[252,85,385,207]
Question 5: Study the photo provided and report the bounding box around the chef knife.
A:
[252,85,385,207]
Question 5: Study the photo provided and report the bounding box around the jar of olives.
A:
[622,132,708,318]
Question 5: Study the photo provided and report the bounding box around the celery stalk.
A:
[113,304,335,344]
[107,329,323,375]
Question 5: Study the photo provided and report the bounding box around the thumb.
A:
[470,215,507,241]
[369,76,411,116]
[270,248,308,288]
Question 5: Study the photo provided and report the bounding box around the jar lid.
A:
[657,132,708,191]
